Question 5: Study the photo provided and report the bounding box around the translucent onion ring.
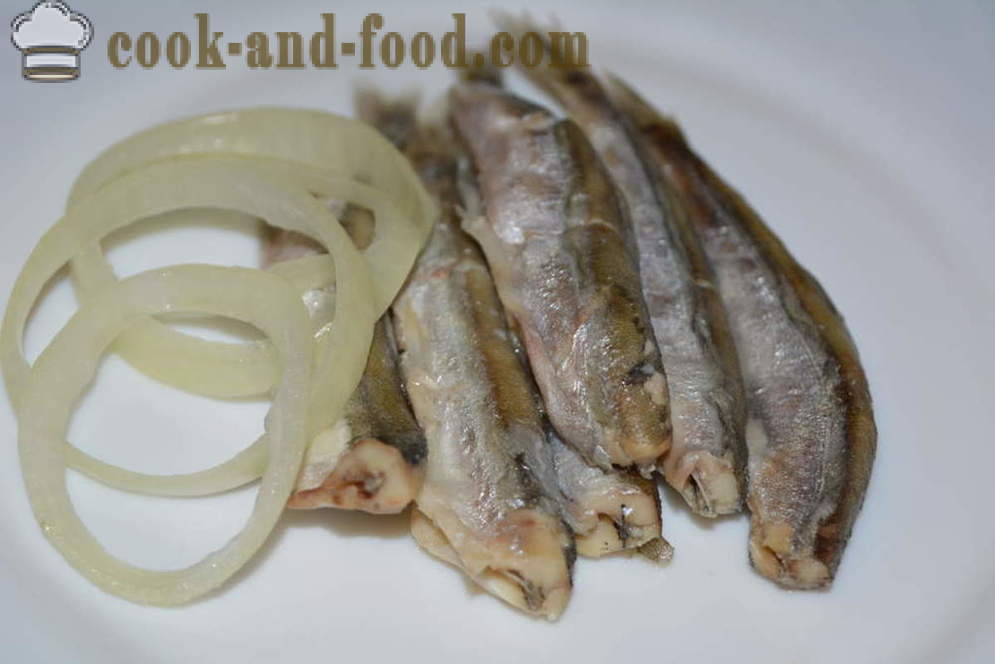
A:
[18,265,316,605]
[68,108,435,312]
[71,157,415,398]
[2,159,376,497]
[61,254,337,497]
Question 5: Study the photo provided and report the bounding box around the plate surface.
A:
[1,1,993,662]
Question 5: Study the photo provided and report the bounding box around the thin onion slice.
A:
[68,108,435,312]
[65,442,270,498]
[0,108,439,604]
[2,157,373,402]
[2,159,376,498]
[64,254,338,497]
[18,265,321,605]
[70,157,417,398]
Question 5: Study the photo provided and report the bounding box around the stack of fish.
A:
[265,23,876,620]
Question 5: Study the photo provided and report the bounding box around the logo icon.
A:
[11,1,92,82]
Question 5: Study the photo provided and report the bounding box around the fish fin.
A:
[353,85,420,149]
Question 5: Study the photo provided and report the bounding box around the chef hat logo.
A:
[11,1,92,82]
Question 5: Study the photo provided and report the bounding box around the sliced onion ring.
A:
[69,108,435,313]
[0,108,439,604]
[2,158,376,497]
[63,253,339,497]
[19,265,321,605]
[71,157,419,398]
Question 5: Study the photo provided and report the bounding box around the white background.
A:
[1,1,994,662]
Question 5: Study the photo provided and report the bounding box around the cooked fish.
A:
[287,319,426,512]
[608,77,876,588]
[392,117,573,619]
[265,95,426,514]
[451,81,671,476]
[498,18,747,516]
[263,225,426,514]
[460,151,666,558]
[549,428,664,557]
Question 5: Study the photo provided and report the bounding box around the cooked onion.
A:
[0,108,433,603]
[18,265,319,605]
[68,110,434,397]
[63,161,408,496]
[69,159,398,398]
[3,159,377,499]
[3,158,375,403]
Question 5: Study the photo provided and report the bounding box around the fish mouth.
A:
[669,452,742,518]
[748,520,831,590]
[411,507,572,620]
[573,487,661,557]
[287,438,423,514]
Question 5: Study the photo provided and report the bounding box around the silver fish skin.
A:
[461,156,666,559]
[451,82,671,477]
[263,96,426,514]
[607,77,876,589]
[548,428,664,558]
[496,14,747,516]
[393,120,574,620]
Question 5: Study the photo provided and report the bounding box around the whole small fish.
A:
[392,113,574,619]
[498,16,747,516]
[460,148,666,559]
[451,81,671,477]
[264,96,426,514]
[609,77,876,588]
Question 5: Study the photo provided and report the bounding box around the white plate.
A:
[2,1,994,662]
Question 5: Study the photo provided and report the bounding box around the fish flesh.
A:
[608,77,876,588]
[263,224,426,514]
[549,429,665,558]
[265,96,427,514]
[287,318,426,512]
[498,16,747,516]
[392,113,573,619]
[451,81,671,476]
[460,150,666,558]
